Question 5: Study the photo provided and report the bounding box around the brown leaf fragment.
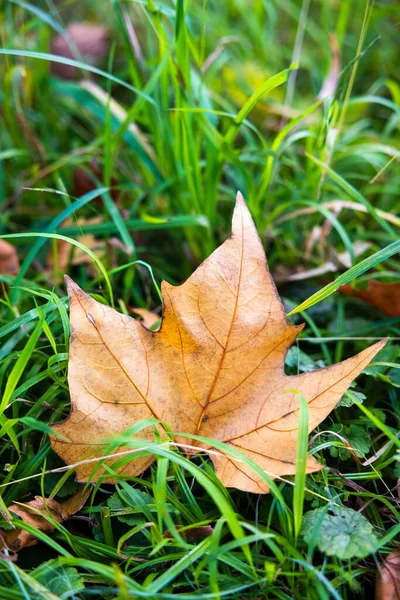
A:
[376,550,400,600]
[340,280,400,317]
[0,240,20,276]
[0,486,91,553]
[51,23,110,80]
[51,192,386,493]
[130,307,160,330]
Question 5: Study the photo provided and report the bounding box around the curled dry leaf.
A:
[0,240,20,276]
[376,550,400,600]
[340,280,400,317]
[0,486,91,553]
[51,193,385,493]
[51,23,110,79]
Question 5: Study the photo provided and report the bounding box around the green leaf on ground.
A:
[338,390,366,407]
[34,563,84,597]
[330,424,372,459]
[302,505,379,559]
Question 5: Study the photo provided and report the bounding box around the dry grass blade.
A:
[276,201,400,229]
[318,33,341,100]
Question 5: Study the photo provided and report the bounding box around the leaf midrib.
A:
[195,203,245,435]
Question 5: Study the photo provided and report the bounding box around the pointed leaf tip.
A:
[231,192,262,249]
[64,274,79,295]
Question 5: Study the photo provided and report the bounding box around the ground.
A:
[0,1,399,599]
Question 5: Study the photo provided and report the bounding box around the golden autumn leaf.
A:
[0,487,91,553]
[51,193,386,493]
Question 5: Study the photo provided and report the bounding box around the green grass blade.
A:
[292,393,309,538]
[0,49,155,103]
[288,239,400,315]
[223,67,293,146]
[306,153,397,238]
[0,313,45,416]
[1,233,113,304]
[12,187,109,296]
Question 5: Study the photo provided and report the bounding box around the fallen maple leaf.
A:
[51,193,385,493]
[376,550,400,600]
[340,280,400,317]
[0,486,90,553]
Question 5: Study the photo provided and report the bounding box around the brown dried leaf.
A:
[0,240,20,276]
[340,280,400,317]
[51,193,385,493]
[0,486,91,553]
[376,550,400,600]
[51,23,110,80]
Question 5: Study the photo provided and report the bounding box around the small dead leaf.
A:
[163,525,213,541]
[376,550,400,600]
[47,217,106,272]
[130,307,160,330]
[340,280,400,317]
[0,240,20,276]
[51,193,385,493]
[51,23,110,80]
[0,486,91,553]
